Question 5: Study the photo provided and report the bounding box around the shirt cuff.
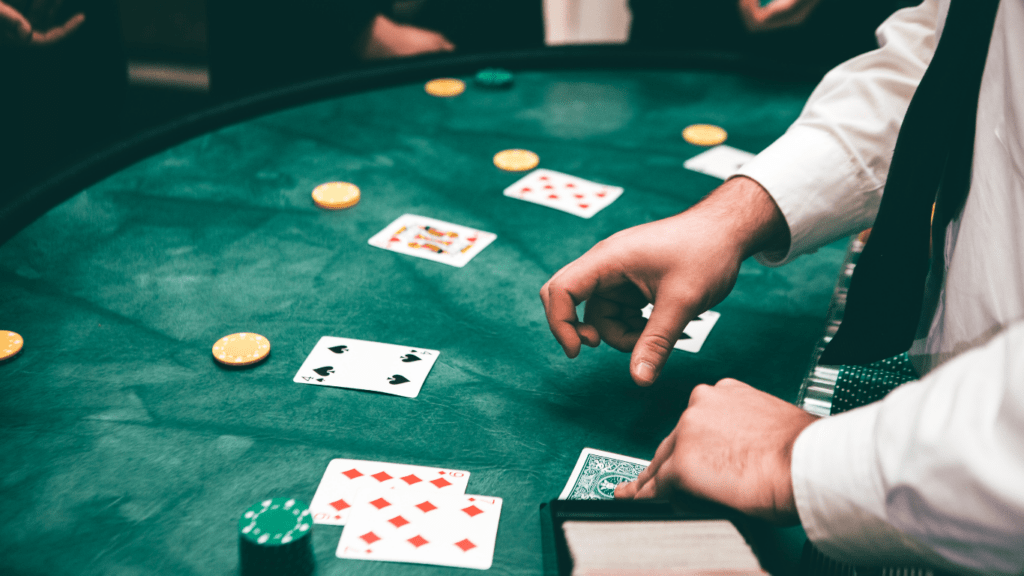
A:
[791,398,942,566]
[735,125,883,266]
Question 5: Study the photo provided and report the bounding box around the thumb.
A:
[630,298,697,386]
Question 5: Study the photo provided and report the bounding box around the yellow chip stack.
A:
[0,330,23,362]
[424,78,466,98]
[312,182,360,210]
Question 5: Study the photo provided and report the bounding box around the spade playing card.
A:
[640,305,721,353]
[683,145,755,180]
[294,336,440,398]
[310,458,471,526]
[503,169,623,219]
[336,486,502,570]
[367,214,497,268]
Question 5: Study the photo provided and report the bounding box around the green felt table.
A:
[0,53,847,575]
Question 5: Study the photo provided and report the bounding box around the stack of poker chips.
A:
[238,498,314,576]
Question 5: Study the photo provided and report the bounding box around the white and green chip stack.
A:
[474,67,514,89]
[238,498,314,576]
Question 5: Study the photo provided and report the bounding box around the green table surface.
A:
[0,67,845,575]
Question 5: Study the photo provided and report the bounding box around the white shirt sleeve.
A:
[791,319,1024,575]
[735,0,940,265]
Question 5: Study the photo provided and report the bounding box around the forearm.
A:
[684,175,790,261]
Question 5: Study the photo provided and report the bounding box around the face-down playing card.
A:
[503,169,623,219]
[337,486,502,570]
[293,336,440,398]
[309,458,471,526]
[641,305,720,353]
[367,214,496,268]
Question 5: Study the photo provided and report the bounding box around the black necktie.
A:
[819,0,1001,366]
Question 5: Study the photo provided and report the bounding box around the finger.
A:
[30,11,82,45]
[582,295,639,352]
[438,36,455,51]
[542,258,614,358]
[615,428,677,499]
[0,3,32,40]
[629,292,701,386]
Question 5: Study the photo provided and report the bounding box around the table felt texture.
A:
[0,69,844,575]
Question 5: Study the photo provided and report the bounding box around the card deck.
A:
[337,486,502,570]
[367,214,496,268]
[503,169,623,219]
[294,336,440,398]
[559,448,650,500]
[641,305,720,353]
[683,145,755,180]
[310,458,471,526]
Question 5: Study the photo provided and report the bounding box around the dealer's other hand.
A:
[539,176,789,386]
[0,0,84,46]
[615,378,819,524]
[738,0,823,32]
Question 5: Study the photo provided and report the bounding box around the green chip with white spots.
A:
[475,67,514,88]
[238,498,312,547]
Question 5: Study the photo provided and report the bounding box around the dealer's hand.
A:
[737,0,823,32]
[615,378,819,524]
[540,176,789,386]
[361,13,455,60]
[1,0,84,46]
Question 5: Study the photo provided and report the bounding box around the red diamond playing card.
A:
[337,487,502,570]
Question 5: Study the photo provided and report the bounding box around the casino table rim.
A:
[1,46,813,248]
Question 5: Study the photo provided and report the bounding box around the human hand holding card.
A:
[641,304,720,353]
[309,458,471,525]
[294,336,440,398]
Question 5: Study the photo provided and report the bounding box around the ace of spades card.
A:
[294,336,440,398]
[367,214,496,268]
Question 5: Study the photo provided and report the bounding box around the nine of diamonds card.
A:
[368,214,497,268]
[503,169,624,219]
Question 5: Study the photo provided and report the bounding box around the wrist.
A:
[686,176,790,260]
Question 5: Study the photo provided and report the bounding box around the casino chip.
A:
[493,149,539,172]
[424,78,466,98]
[0,331,23,362]
[311,182,360,210]
[212,333,270,367]
[474,68,513,89]
[682,124,728,146]
[238,498,313,576]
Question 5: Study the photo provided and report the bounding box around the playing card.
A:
[294,336,440,398]
[309,458,471,526]
[503,169,623,219]
[367,214,496,268]
[559,448,650,500]
[683,145,756,180]
[337,486,502,570]
[641,305,721,353]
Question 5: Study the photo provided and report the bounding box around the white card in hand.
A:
[337,486,502,570]
[309,458,470,526]
[367,214,496,268]
[683,145,755,180]
[294,336,440,398]
[503,169,623,219]
[641,305,721,353]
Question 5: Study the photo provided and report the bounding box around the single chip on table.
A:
[424,78,466,97]
[493,149,540,172]
[474,68,513,88]
[212,333,270,367]
[682,124,728,146]
[238,498,314,576]
[0,330,23,362]
[312,182,360,210]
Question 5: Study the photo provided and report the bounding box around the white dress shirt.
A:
[736,0,1024,573]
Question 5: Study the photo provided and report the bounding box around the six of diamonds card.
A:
[293,336,440,398]
[368,214,497,268]
[337,486,503,570]
[503,169,624,218]
[309,458,471,526]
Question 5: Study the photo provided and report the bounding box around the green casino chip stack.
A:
[238,498,314,576]
[474,68,514,88]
